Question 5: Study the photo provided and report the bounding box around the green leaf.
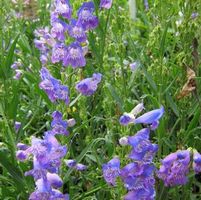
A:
[3,34,20,79]
[105,83,124,112]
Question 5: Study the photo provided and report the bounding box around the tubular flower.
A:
[50,111,69,136]
[67,19,87,43]
[51,20,68,41]
[193,151,201,174]
[120,162,155,200]
[102,157,120,186]
[77,2,99,30]
[100,0,113,9]
[63,42,86,68]
[39,67,70,105]
[134,106,164,125]
[127,128,158,162]
[14,121,21,132]
[157,150,190,186]
[54,0,72,20]
[65,159,87,171]
[75,73,102,96]
[119,103,144,126]
[51,43,66,64]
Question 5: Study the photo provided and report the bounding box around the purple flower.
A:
[75,163,87,171]
[16,150,28,161]
[11,61,21,69]
[100,0,113,9]
[119,103,144,126]
[102,157,120,186]
[77,2,99,30]
[14,121,21,132]
[144,0,149,11]
[54,0,72,20]
[51,43,66,64]
[193,151,201,174]
[40,55,48,65]
[39,67,70,105]
[65,159,77,168]
[120,162,155,194]
[17,143,29,150]
[134,106,164,126]
[65,159,87,171]
[63,42,86,68]
[67,19,87,43]
[191,12,199,19]
[157,150,190,186]
[129,61,140,72]
[75,73,102,96]
[51,20,68,41]
[119,113,135,126]
[46,172,63,188]
[127,128,158,162]
[13,69,22,80]
[50,111,69,136]
[124,187,155,200]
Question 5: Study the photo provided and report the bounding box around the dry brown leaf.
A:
[177,67,196,100]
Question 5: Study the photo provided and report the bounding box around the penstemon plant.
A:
[0,0,201,200]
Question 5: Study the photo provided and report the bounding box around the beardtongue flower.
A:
[51,43,66,64]
[67,19,87,43]
[127,128,158,162]
[29,177,69,200]
[102,157,120,186]
[13,69,23,80]
[50,111,69,136]
[124,187,155,200]
[75,73,102,96]
[157,150,190,186]
[51,20,68,41]
[63,42,86,68]
[100,0,113,9]
[120,162,155,189]
[133,106,164,129]
[119,103,144,126]
[65,159,87,171]
[77,2,99,30]
[39,67,70,105]
[193,151,201,174]
[134,106,164,124]
[54,0,72,20]
[14,121,21,132]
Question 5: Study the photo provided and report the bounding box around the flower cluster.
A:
[39,67,70,105]
[34,27,56,65]
[103,104,164,200]
[157,150,190,187]
[35,1,99,68]
[16,111,74,199]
